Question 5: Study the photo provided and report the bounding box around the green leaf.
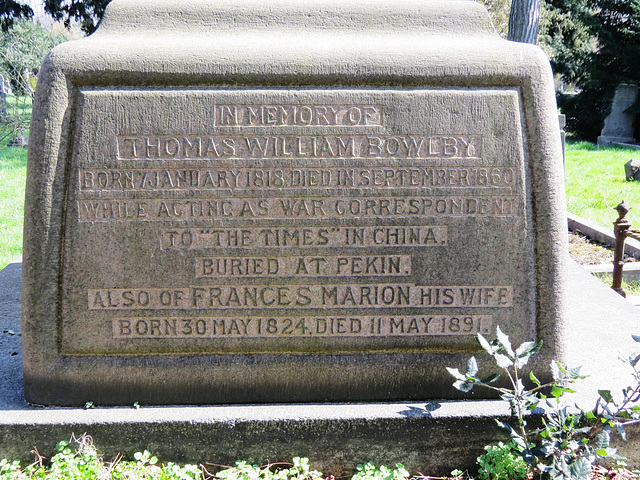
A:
[496,326,514,356]
[453,380,474,392]
[595,431,610,449]
[495,353,514,368]
[532,340,543,355]
[567,365,583,379]
[531,445,553,457]
[568,458,592,480]
[466,356,478,377]
[446,367,466,381]
[515,341,536,357]
[551,386,564,398]
[522,449,536,465]
[495,420,526,449]
[530,371,541,386]
[515,355,531,369]
[558,387,576,394]
[615,422,627,441]
[598,390,614,403]
[481,373,500,384]
[477,333,494,354]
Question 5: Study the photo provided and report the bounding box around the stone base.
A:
[597,135,637,146]
[1,259,640,474]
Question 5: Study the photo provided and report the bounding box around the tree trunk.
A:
[508,0,541,44]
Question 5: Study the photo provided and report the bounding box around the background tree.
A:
[543,0,640,141]
[479,0,512,37]
[0,19,67,141]
[508,0,541,43]
[0,0,32,32]
[44,0,111,35]
[479,0,544,43]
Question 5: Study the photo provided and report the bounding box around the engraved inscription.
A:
[162,226,448,249]
[113,315,493,338]
[79,166,516,191]
[116,134,482,160]
[78,196,519,221]
[89,285,514,310]
[62,89,532,352]
[194,255,412,278]
[213,104,383,126]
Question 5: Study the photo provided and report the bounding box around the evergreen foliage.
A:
[0,0,32,32]
[0,19,66,142]
[0,19,66,92]
[43,0,111,35]
[543,0,640,141]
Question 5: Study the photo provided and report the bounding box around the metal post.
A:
[613,201,632,297]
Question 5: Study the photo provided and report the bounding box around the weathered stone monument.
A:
[625,159,640,181]
[22,0,567,406]
[598,83,638,146]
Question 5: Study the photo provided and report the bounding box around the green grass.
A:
[592,273,640,296]
[565,140,640,228]
[0,144,27,270]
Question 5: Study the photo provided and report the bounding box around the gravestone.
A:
[598,83,638,146]
[22,0,567,406]
[625,159,640,181]
[8,134,28,147]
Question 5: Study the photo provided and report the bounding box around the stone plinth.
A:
[22,0,567,406]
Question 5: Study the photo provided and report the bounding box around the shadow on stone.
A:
[397,402,442,418]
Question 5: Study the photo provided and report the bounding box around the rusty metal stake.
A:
[613,201,632,297]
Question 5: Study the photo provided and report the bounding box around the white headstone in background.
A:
[598,83,638,146]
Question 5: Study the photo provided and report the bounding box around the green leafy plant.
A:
[477,442,528,480]
[351,462,410,480]
[216,458,323,480]
[0,435,203,480]
[447,326,640,480]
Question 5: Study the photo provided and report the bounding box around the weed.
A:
[215,458,323,480]
[352,462,410,480]
[476,442,528,480]
[0,434,203,480]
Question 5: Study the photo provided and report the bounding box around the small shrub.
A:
[447,326,640,480]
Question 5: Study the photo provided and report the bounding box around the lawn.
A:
[1,140,639,270]
[0,144,26,269]
[564,140,640,227]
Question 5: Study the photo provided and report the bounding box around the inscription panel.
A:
[60,88,533,354]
